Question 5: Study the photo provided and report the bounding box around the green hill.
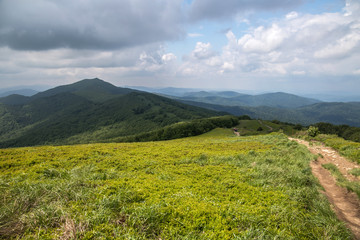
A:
[0,79,221,148]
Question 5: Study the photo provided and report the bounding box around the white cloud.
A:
[286,11,298,19]
[344,0,360,17]
[238,24,286,53]
[191,42,216,59]
[162,53,177,63]
[188,33,204,38]
[179,42,222,76]
[221,62,235,71]
[314,32,360,59]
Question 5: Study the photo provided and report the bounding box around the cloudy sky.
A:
[0,0,359,95]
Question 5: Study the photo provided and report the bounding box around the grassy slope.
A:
[231,119,298,137]
[0,130,351,239]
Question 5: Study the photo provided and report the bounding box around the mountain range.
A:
[181,100,360,127]
[177,91,321,108]
[1,78,359,147]
[133,88,360,127]
[0,79,219,147]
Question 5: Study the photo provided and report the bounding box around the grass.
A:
[0,129,352,239]
[349,168,360,177]
[314,134,360,164]
[236,120,297,136]
[322,163,360,198]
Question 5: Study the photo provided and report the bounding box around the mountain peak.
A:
[76,77,106,83]
[31,78,134,102]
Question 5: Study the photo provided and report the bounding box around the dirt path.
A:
[289,138,360,239]
[290,138,360,182]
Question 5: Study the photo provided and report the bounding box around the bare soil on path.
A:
[289,138,360,239]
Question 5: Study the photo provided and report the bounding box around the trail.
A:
[289,138,360,239]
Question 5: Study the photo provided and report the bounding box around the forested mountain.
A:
[0,79,220,147]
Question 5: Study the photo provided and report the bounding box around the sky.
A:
[0,0,359,95]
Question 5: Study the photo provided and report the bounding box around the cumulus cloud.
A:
[238,24,286,53]
[191,42,216,59]
[286,11,298,19]
[314,33,360,59]
[138,48,177,72]
[0,0,184,50]
[181,0,360,79]
[180,42,222,76]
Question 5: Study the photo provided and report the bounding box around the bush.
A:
[307,126,320,137]
[239,115,252,120]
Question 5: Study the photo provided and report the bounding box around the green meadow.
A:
[0,129,351,239]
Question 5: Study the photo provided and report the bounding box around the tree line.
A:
[314,122,360,142]
[110,115,239,143]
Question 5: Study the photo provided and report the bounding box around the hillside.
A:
[0,79,220,147]
[0,130,351,239]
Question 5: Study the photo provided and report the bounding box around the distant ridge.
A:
[0,88,38,97]
[178,91,321,108]
[0,94,30,105]
[180,100,360,127]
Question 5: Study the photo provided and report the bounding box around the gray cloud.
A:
[0,0,185,50]
[189,0,305,21]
